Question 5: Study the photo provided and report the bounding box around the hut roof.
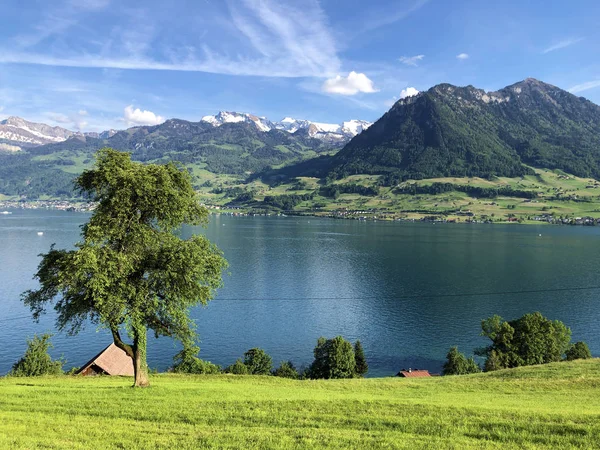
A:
[77,343,134,376]
[397,369,431,378]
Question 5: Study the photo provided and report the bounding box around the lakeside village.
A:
[2,199,600,226]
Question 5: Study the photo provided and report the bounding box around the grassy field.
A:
[1,360,599,449]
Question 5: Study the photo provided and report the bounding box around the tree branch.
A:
[111,326,134,358]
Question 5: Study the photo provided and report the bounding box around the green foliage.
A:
[263,192,314,210]
[272,361,299,379]
[308,336,357,379]
[354,341,368,377]
[243,348,273,375]
[442,346,481,375]
[396,182,537,199]
[9,334,64,377]
[21,149,228,386]
[172,345,221,374]
[565,342,592,361]
[282,79,600,182]
[224,359,249,375]
[0,153,79,198]
[319,183,378,198]
[65,367,80,376]
[479,312,572,371]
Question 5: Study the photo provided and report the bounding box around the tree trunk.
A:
[132,324,149,387]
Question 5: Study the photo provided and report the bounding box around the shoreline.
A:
[2,199,599,226]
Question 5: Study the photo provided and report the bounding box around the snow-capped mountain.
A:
[0,116,115,149]
[0,112,372,152]
[201,111,274,132]
[0,117,78,147]
[200,111,372,141]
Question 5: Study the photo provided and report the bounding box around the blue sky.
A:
[1,0,599,131]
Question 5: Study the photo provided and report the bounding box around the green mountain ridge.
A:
[0,118,344,198]
[319,78,600,182]
[2,78,600,202]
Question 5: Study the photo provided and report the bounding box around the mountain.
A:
[0,117,79,147]
[0,117,115,149]
[316,78,600,181]
[26,112,372,176]
[200,111,372,142]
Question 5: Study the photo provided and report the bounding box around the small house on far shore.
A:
[396,368,431,378]
[77,343,134,376]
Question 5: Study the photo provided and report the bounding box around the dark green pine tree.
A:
[354,340,368,377]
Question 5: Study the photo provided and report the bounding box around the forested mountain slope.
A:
[321,78,600,182]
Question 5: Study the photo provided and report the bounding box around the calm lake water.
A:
[1,209,599,376]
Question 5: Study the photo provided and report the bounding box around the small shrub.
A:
[172,345,221,374]
[65,366,80,375]
[9,333,64,377]
[243,348,273,375]
[443,346,481,375]
[224,359,249,375]
[273,361,299,379]
[565,342,592,361]
[354,341,368,377]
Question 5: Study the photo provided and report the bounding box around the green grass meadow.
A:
[1,359,599,449]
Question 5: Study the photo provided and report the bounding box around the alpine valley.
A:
[3,78,600,224]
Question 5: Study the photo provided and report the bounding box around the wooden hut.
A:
[396,368,431,378]
[77,343,134,376]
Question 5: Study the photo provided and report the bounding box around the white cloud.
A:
[568,79,600,94]
[124,105,165,126]
[399,55,424,66]
[79,109,88,116]
[456,53,469,60]
[542,37,584,54]
[400,87,419,99]
[322,71,378,96]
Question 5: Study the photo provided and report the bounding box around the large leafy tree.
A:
[478,312,571,371]
[308,336,357,379]
[22,149,228,387]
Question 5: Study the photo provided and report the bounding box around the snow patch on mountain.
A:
[201,112,372,140]
[0,117,118,146]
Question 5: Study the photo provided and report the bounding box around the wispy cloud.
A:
[568,79,600,94]
[68,0,111,10]
[1,0,342,79]
[46,109,90,130]
[399,55,424,67]
[456,53,469,60]
[542,37,584,54]
[322,71,377,95]
[12,0,111,50]
[358,0,429,33]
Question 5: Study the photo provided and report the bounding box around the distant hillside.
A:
[0,113,371,198]
[274,78,600,183]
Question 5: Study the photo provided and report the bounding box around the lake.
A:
[1,209,599,376]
